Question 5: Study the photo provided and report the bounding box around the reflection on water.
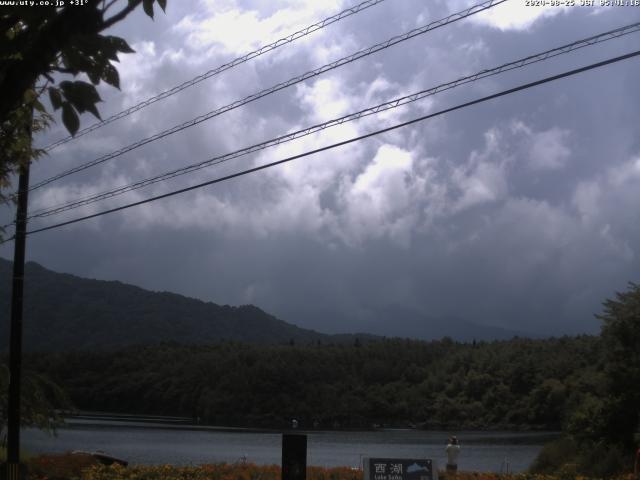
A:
[23,423,558,473]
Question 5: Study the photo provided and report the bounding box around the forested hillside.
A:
[0,259,365,351]
[0,259,526,349]
[27,335,602,430]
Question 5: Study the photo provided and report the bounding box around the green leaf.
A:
[61,102,79,136]
[107,36,135,54]
[48,88,62,110]
[23,89,37,103]
[60,47,89,74]
[87,68,101,85]
[60,81,102,106]
[97,39,121,62]
[59,81,102,120]
[85,102,101,120]
[33,99,46,114]
[102,64,120,90]
[143,0,154,18]
[156,0,167,12]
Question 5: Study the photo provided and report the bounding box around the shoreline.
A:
[60,418,561,443]
[62,412,561,437]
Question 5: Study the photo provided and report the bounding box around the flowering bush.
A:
[438,473,637,480]
[25,457,638,480]
[28,452,100,480]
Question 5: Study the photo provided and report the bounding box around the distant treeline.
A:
[25,335,604,430]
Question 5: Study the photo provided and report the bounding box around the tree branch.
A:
[103,0,120,13]
[102,0,143,29]
[51,66,75,74]
[35,80,51,96]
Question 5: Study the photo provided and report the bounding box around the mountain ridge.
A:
[0,258,347,351]
[0,258,527,351]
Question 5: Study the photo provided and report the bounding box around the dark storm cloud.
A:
[2,0,640,338]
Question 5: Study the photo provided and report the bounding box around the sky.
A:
[2,0,640,338]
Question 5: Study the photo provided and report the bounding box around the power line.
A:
[42,0,390,151]
[23,21,640,221]
[7,49,638,242]
[29,0,506,192]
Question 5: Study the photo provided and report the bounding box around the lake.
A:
[22,420,557,473]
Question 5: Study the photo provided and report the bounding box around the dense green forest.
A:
[26,335,603,430]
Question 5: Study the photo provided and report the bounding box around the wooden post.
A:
[282,434,306,480]
[2,109,32,480]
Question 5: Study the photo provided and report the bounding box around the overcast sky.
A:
[2,0,639,337]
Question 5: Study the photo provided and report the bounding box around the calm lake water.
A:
[23,420,558,473]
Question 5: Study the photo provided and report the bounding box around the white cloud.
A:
[334,144,426,247]
[453,160,508,211]
[608,156,640,186]
[572,180,601,223]
[16,0,640,338]
[528,128,571,171]
[463,0,568,31]
[573,156,640,222]
[571,156,640,261]
[506,121,572,171]
[297,77,352,122]
[175,0,343,55]
[451,128,509,211]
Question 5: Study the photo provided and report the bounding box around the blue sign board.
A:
[364,458,437,480]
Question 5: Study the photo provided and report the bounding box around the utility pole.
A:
[2,108,32,480]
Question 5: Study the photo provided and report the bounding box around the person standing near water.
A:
[445,436,461,474]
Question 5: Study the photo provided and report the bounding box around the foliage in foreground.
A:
[28,452,101,480]
[24,459,640,480]
[595,282,640,447]
[0,447,32,463]
[28,460,360,480]
[530,437,634,478]
[0,363,71,447]
[0,1,168,213]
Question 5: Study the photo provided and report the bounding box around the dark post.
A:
[3,117,32,480]
[282,434,306,480]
